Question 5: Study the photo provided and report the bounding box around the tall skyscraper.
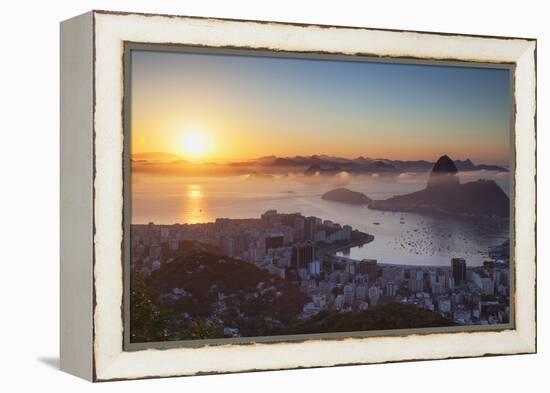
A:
[304,216,318,241]
[294,216,305,242]
[222,237,235,258]
[291,241,314,270]
[358,259,378,284]
[408,270,424,292]
[452,258,467,284]
[261,210,281,227]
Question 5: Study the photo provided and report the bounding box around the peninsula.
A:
[369,155,509,218]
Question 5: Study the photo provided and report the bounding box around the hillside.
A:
[131,242,457,343]
[283,303,455,335]
[131,241,308,342]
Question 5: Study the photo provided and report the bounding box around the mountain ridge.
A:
[131,152,508,173]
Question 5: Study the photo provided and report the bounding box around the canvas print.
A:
[127,48,512,344]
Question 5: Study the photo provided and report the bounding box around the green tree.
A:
[183,318,224,340]
[130,272,173,342]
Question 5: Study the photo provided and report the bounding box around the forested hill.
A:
[282,303,455,335]
[131,241,455,343]
[131,241,308,342]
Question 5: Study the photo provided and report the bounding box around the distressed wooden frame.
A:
[60,10,537,382]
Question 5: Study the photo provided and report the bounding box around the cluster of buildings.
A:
[303,256,511,325]
[130,210,510,327]
[130,210,362,278]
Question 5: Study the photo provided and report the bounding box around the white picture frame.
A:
[60,10,536,382]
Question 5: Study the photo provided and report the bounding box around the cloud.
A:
[333,171,352,186]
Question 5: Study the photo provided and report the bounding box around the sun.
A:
[180,131,208,159]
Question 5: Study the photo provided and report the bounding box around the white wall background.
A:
[0,0,546,391]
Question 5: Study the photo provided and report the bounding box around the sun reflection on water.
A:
[182,184,206,224]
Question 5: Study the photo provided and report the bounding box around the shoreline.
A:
[367,203,510,222]
[317,232,374,258]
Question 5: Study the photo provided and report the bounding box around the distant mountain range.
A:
[131,152,508,178]
[252,155,508,175]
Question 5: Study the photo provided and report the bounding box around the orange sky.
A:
[130,50,511,165]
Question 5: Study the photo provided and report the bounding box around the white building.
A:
[357,301,369,311]
[386,281,397,297]
[314,230,326,242]
[309,260,321,275]
[356,284,369,301]
[409,270,424,292]
[438,298,452,314]
[368,285,381,306]
[344,283,355,306]
[334,294,345,311]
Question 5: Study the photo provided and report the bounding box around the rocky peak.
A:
[431,155,458,174]
[427,155,459,189]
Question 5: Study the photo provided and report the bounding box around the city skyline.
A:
[131,50,511,164]
[129,209,510,342]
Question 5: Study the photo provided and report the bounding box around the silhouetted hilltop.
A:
[321,188,372,205]
[369,155,509,218]
[427,155,460,189]
[454,159,507,172]
[454,158,475,171]
[431,154,458,174]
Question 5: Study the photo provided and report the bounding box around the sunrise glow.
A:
[180,131,208,159]
[131,50,511,164]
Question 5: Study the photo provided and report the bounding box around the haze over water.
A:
[132,170,509,267]
[130,49,512,268]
